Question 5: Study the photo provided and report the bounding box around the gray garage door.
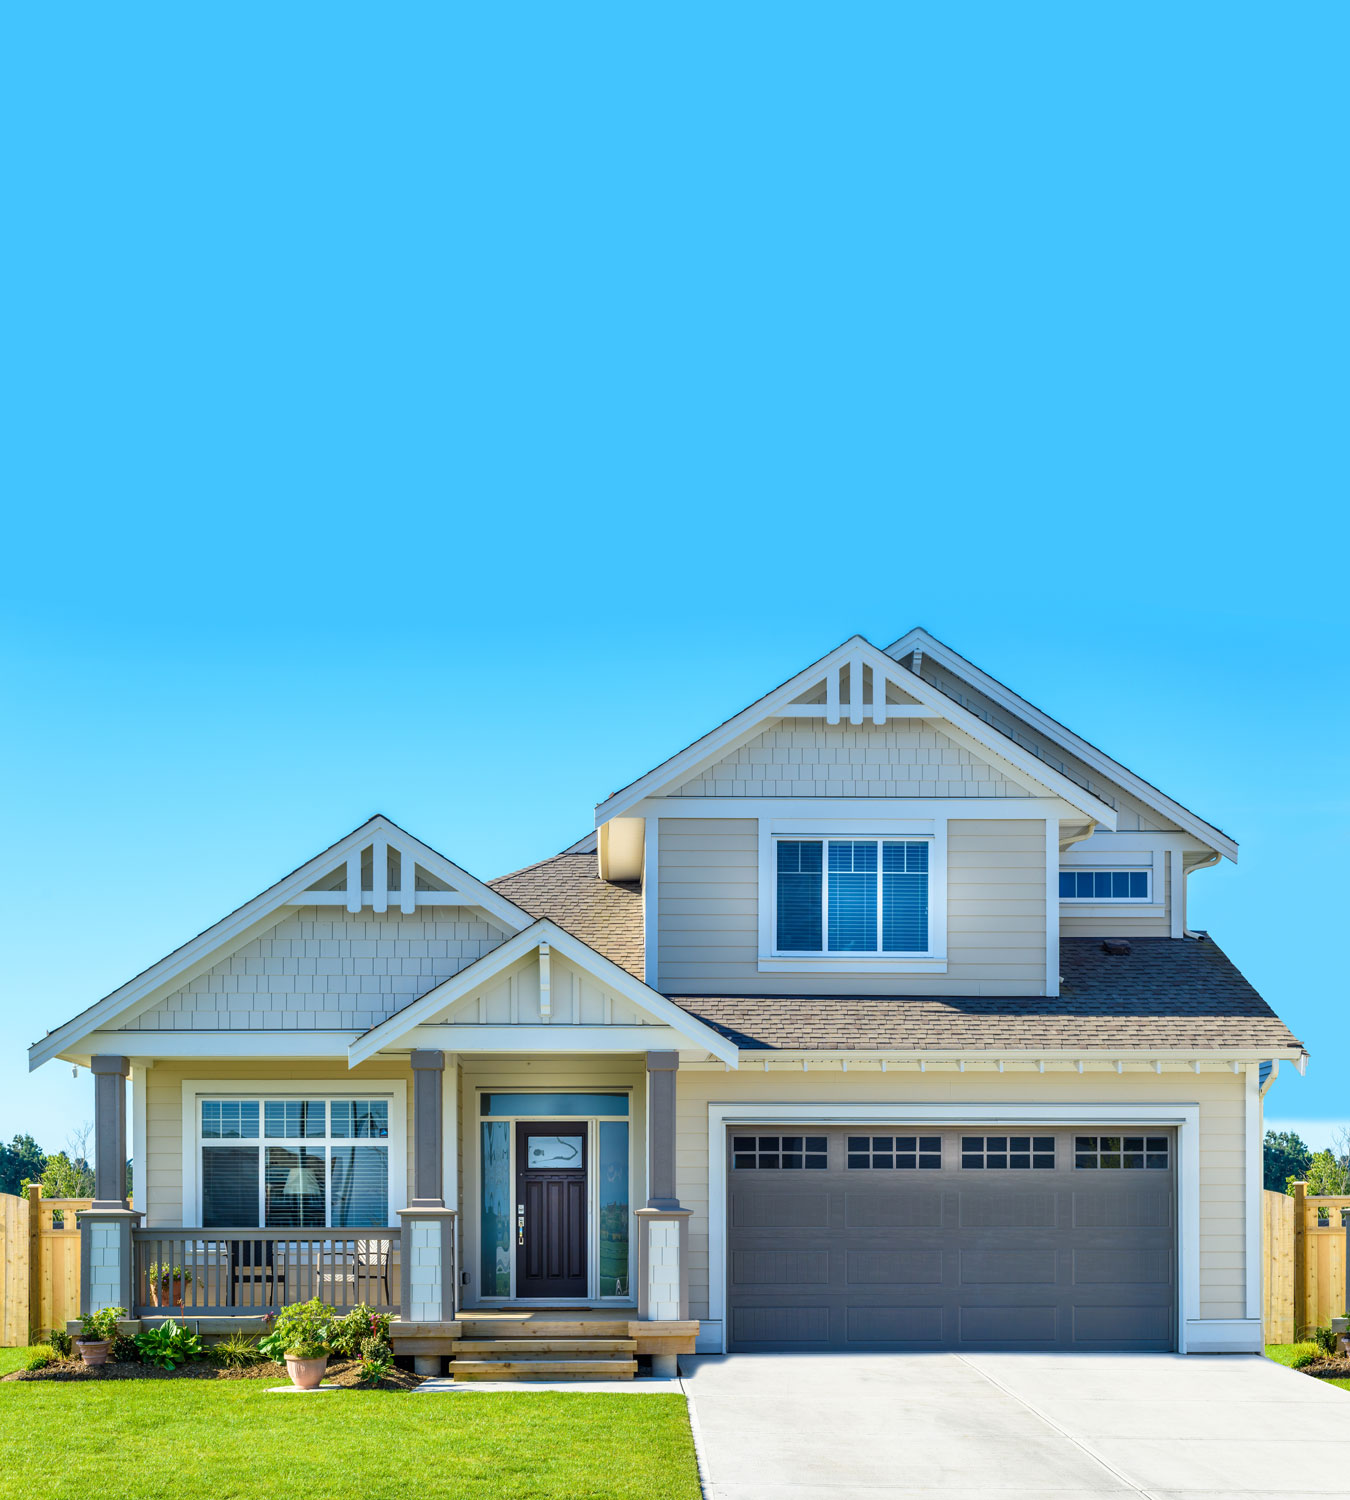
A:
[727,1126,1176,1351]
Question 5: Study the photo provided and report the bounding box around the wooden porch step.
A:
[458,1320,631,1339]
[450,1359,637,1381]
[452,1339,636,1355]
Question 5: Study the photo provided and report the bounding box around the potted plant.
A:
[147,1262,193,1308]
[272,1298,335,1390]
[1334,1313,1349,1354]
[76,1306,125,1366]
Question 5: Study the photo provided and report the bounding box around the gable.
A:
[668,718,1034,799]
[29,814,533,1069]
[119,904,512,1034]
[886,628,1235,857]
[424,947,658,1027]
[594,637,1118,830]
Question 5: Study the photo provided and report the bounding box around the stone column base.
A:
[635,1208,692,1324]
[398,1207,457,1323]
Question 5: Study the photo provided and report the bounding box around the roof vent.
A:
[1102,939,1132,956]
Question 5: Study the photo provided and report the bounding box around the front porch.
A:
[76,1045,701,1377]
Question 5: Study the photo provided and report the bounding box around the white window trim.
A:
[757,817,947,972]
[704,1100,1202,1355]
[1059,868,1154,904]
[180,1078,406,1230]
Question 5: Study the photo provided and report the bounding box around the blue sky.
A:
[1,5,1345,1156]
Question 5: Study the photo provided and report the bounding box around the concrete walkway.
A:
[679,1351,1350,1500]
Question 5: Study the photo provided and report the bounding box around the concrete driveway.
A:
[679,1351,1350,1500]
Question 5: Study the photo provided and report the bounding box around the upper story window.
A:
[1059,870,1150,901]
[775,837,930,955]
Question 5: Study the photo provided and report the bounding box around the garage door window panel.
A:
[733,1135,828,1170]
[1075,1135,1169,1170]
[847,1135,941,1169]
[961,1135,1055,1170]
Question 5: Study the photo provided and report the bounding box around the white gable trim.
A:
[28,815,533,1072]
[886,628,1237,862]
[348,918,739,1067]
[594,637,1117,830]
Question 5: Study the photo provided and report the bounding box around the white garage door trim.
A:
[706,1100,1203,1354]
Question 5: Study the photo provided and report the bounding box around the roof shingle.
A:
[490,851,643,980]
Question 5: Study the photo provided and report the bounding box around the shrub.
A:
[356,1347,394,1387]
[1289,1342,1325,1369]
[134,1319,203,1370]
[271,1298,336,1360]
[329,1305,393,1358]
[1305,1325,1339,1357]
[111,1334,140,1363]
[48,1328,72,1358]
[25,1345,56,1371]
[206,1332,266,1369]
[78,1307,124,1344]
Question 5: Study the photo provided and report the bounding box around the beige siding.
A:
[671,720,1033,799]
[1060,859,1173,938]
[658,817,1046,996]
[123,906,509,1033]
[428,952,659,1027]
[143,1058,415,1225]
[674,1064,1250,1326]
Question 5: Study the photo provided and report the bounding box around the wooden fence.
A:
[0,1187,93,1345]
[1264,1184,1350,1345]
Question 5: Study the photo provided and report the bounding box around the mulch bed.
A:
[1303,1357,1350,1381]
[4,1357,424,1391]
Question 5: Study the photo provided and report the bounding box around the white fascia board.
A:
[594,636,1116,831]
[348,918,739,1068]
[885,628,1237,862]
[384,1024,703,1054]
[27,814,533,1073]
[62,1030,359,1065]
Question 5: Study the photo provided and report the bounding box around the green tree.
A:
[0,1133,46,1195]
[1264,1129,1313,1191]
[1304,1144,1350,1198]
[23,1149,94,1200]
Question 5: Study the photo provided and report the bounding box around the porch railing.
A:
[130,1228,401,1317]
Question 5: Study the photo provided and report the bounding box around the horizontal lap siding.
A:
[658,817,1047,996]
[675,1066,1250,1327]
[144,1059,415,1225]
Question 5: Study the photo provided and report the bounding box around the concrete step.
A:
[450,1359,637,1381]
[452,1339,637,1355]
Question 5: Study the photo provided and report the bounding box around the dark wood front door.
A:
[515,1121,588,1298]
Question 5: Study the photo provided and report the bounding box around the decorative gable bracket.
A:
[288,831,467,914]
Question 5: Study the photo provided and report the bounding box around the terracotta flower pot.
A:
[152,1278,186,1308]
[285,1355,328,1390]
[77,1340,110,1367]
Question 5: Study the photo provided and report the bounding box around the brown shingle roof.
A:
[484,854,1300,1057]
[490,851,644,980]
[666,937,1302,1054]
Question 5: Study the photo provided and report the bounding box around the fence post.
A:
[1293,1181,1308,1339]
[27,1185,41,1341]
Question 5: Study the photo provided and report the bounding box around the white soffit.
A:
[593,636,1117,829]
[885,627,1237,862]
[28,814,534,1071]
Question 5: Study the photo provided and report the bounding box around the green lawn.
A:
[1265,1343,1350,1393]
[0,1357,702,1500]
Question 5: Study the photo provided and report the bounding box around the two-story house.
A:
[29,630,1304,1375]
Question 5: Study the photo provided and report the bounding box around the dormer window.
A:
[774,837,930,955]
